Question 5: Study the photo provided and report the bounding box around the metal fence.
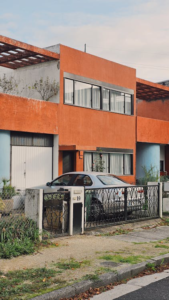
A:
[0,190,28,241]
[43,191,70,236]
[84,184,159,228]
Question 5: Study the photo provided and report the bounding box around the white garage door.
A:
[12,146,52,190]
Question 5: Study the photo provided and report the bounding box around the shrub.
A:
[0,216,39,258]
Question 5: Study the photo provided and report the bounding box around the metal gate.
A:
[43,190,70,236]
[84,184,159,229]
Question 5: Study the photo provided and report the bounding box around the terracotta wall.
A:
[137,116,169,144]
[58,45,137,183]
[137,99,169,121]
[0,93,58,134]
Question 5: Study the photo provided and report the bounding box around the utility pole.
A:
[84,44,86,52]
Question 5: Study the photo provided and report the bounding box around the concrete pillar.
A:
[136,143,160,180]
[53,135,59,179]
[0,130,10,187]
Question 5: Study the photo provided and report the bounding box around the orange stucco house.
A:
[0,35,169,189]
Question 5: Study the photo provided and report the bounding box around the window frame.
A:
[84,151,133,176]
[64,77,134,116]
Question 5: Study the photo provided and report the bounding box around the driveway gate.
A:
[43,190,70,235]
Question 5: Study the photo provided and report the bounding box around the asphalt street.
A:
[114,277,169,300]
[92,270,169,300]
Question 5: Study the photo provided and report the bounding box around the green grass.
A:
[155,244,169,249]
[146,263,156,272]
[99,254,150,264]
[55,259,90,270]
[0,267,65,300]
[100,228,133,236]
[82,274,99,281]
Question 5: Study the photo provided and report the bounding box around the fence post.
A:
[38,189,43,241]
[124,187,127,221]
[159,182,163,218]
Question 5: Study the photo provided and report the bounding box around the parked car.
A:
[38,172,145,220]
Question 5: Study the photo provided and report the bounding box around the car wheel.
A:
[90,199,104,221]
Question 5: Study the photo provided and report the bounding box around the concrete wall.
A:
[0,130,10,187]
[136,143,160,179]
[0,60,60,103]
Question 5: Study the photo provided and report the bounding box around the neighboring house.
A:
[0,35,169,189]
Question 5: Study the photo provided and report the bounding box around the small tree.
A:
[137,165,159,185]
[32,77,59,101]
[93,153,105,172]
[0,74,18,94]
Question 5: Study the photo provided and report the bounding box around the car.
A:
[41,172,145,221]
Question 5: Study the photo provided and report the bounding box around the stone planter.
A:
[0,199,14,214]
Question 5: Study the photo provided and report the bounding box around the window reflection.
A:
[75,81,92,108]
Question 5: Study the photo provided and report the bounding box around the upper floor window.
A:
[64,78,133,116]
[75,81,92,108]
[65,79,73,104]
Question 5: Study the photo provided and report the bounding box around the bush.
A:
[137,165,159,185]
[0,216,39,258]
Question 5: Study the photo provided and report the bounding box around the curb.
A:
[31,253,169,300]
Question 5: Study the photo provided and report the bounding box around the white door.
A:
[12,146,52,189]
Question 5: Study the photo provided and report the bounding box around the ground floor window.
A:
[84,151,133,175]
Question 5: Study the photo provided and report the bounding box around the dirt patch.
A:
[0,218,169,295]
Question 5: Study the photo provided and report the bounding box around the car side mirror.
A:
[46,182,51,187]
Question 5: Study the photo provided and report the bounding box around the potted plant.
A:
[0,178,16,214]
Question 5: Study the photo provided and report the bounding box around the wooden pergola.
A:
[136,78,169,101]
[0,35,59,69]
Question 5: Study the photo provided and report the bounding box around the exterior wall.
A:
[0,60,60,103]
[0,93,58,134]
[137,99,169,121]
[137,116,169,144]
[165,145,169,175]
[136,143,160,180]
[0,130,10,187]
[59,45,137,183]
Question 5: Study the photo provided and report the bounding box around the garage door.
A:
[12,146,52,190]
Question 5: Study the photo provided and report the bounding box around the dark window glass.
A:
[73,174,92,186]
[11,132,53,147]
[65,79,74,104]
[160,161,164,172]
[74,81,92,108]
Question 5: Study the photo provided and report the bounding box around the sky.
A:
[1,0,169,82]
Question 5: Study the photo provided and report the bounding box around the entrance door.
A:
[12,146,52,189]
[63,151,74,173]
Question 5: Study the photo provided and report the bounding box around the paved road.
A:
[92,270,169,300]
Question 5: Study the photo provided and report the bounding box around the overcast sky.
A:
[1,0,169,82]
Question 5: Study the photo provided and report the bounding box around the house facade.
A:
[0,35,169,189]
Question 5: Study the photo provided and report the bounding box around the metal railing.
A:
[84,184,159,228]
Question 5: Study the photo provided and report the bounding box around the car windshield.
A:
[97,175,126,185]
